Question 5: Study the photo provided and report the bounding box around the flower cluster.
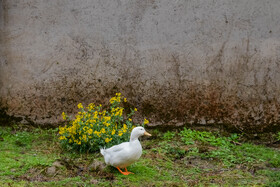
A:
[59,93,149,152]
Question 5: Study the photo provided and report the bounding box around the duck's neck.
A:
[130,136,140,142]
[129,136,141,149]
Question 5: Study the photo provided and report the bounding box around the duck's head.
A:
[130,126,151,141]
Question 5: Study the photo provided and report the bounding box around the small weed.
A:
[157,141,186,160]
[162,131,176,141]
[258,170,280,187]
[178,128,280,168]
[0,127,11,137]
[277,132,280,141]
[14,131,33,147]
[179,128,239,147]
[166,147,186,159]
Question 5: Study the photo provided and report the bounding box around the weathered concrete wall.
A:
[1,0,280,132]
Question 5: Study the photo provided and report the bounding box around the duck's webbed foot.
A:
[116,167,134,175]
[124,167,134,174]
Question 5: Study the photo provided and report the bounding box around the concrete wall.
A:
[1,0,280,132]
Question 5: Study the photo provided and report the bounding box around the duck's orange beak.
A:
[144,131,152,136]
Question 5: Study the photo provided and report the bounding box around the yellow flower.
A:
[104,116,111,122]
[123,124,127,130]
[128,118,132,121]
[77,103,83,109]
[118,131,123,136]
[88,103,95,110]
[94,131,101,137]
[59,136,66,140]
[59,126,65,134]
[124,98,127,102]
[110,97,117,104]
[93,111,98,119]
[101,128,106,134]
[144,118,149,125]
[105,138,112,143]
[87,129,93,134]
[83,135,87,142]
[110,93,122,103]
[111,129,116,135]
[104,122,110,127]
[75,115,82,122]
[116,96,121,102]
[134,108,137,112]
[61,112,67,120]
[114,107,123,116]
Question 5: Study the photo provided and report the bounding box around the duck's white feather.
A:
[100,127,149,168]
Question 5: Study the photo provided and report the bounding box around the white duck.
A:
[100,126,151,175]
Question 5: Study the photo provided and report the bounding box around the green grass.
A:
[277,132,280,141]
[0,125,279,186]
[0,128,57,177]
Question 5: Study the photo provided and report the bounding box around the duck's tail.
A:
[100,147,106,156]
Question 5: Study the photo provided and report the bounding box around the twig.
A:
[230,141,242,145]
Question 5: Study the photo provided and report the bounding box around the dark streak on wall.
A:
[1,0,280,133]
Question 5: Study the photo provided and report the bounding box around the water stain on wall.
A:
[1,0,280,133]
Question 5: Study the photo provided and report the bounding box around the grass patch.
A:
[0,125,279,186]
[0,127,57,178]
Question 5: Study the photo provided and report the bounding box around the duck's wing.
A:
[106,142,129,153]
